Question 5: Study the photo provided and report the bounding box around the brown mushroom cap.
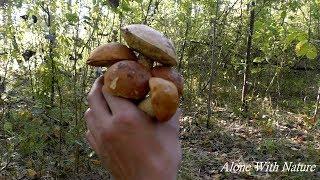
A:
[151,66,184,96]
[87,42,137,67]
[149,77,179,122]
[121,24,178,66]
[103,60,151,99]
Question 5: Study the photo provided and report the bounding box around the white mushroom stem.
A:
[138,96,155,117]
[137,54,154,70]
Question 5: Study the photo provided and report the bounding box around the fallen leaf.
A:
[91,159,101,165]
[26,168,37,178]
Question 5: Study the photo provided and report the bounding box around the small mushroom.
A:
[151,66,184,96]
[87,42,137,67]
[138,77,179,122]
[103,60,151,99]
[121,24,178,66]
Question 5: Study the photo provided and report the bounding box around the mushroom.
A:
[137,54,154,70]
[87,42,137,67]
[121,24,178,66]
[151,66,184,96]
[85,24,183,123]
[138,77,179,122]
[103,60,151,100]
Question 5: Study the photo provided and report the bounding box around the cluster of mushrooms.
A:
[86,24,183,122]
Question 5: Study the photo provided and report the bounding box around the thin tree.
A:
[142,0,153,24]
[241,1,255,116]
[311,0,319,125]
[312,87,320,124]
[178,4,192,72]
[207,0,220,126]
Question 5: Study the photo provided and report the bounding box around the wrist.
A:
[110,162,178,180]
[140,169,177,180]
[140,160,178,180]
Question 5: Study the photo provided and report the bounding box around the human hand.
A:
[85,76,182,180]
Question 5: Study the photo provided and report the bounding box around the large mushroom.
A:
[87,42,137,67]
[103,60,151,100]
[138,77,179,122]
[121,24,178,66]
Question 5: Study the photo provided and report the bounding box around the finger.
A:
[165,108,182,132]
[86,130,97,149]
[102,91,137,115]
[85,108,103,137]
[86,130,99,154]
[88,76,111,117]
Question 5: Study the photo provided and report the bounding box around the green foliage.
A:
[285,30,318,60]
[65,13,79,24]
[0,0,319,179]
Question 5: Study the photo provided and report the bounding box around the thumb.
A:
[164,108,182,133]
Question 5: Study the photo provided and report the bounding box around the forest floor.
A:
[1,101,320,179]
[178,105,320,180]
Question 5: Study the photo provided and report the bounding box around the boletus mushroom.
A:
[138,77,179,122]
[87,42,137,67]
[103,60,151,100]
[121,24,178,66]
[151,66,184,96]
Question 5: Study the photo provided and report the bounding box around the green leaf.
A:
[4,122,13,133]
[306,44,318,59]
[121,1,131,12]
[289,1,299,12]
[295,40,308,57]
[251,67,262,74]
[296,32,308,42]
[66,13,79,23]
[295,41,318,59]
[253,57,264,63]
[280,11,287,20]
[255,21,264,31]
[285,32,297,45]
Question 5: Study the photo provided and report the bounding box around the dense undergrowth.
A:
[1,0,320,179]
[1,65,319,179]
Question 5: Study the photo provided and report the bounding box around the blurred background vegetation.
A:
[0,0,319,179]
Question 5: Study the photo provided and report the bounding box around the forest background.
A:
[0,0,320,179]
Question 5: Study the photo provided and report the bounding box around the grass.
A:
[178,97,320,179]
[1,68,320,179]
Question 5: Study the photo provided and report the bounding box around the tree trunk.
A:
[178,6,191,72]
[142,0,153,24]
[207,0,220,126]
[312,87,320,124]
[308,0,312,42]
[241,1,255,116]
[40,2,55,106]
